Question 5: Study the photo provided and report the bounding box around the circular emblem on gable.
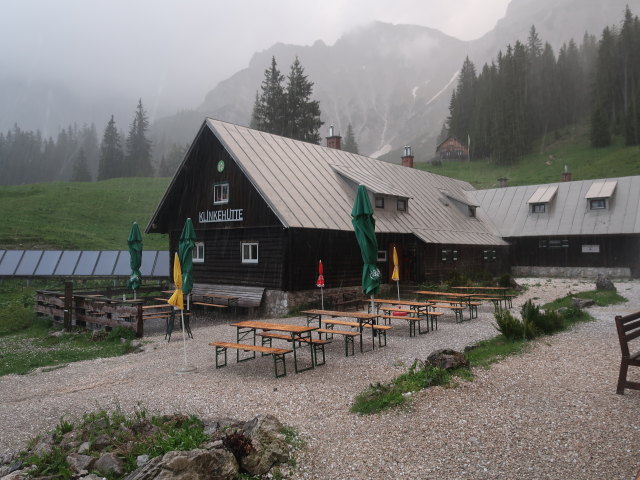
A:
[217,159,225,173]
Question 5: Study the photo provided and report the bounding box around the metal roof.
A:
[527,185,558,204]
[148,119,505,246]
[471,176,640,238]
[0,250,169,278]
[585,180,617,199]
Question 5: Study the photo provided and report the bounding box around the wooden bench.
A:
[257,332,329,366]
[316,328,361,356]
[333,292,367,311]
[209,341,292,378]
[322,319,391,347]
[192,283,265,309]
[615,312,640,394]
[429,303,465,323]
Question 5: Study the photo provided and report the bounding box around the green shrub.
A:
[494,310,528,340]
[107,326,136,342]
[498,273,512,288]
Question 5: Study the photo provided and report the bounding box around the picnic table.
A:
[301,309,381,353]
[229,320,318,373]
[414,290,478,320]
[371,298,431,316]
[451,286,513,308]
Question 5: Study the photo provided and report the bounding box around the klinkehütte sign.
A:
[198,208,244,223]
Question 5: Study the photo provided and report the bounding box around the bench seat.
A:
[209,341,292,377]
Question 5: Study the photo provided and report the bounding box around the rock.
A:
[48,330,65,338]
[463,345,477,352]
[426,349,469,370]
[0,460,22,478]
[0,470,27,480]
[66,453,95,473]
[123,449,238,480]
[91,434,112,450]
[136,455,150,467]
[203,418,243,437]
[32,434,54,456]
[240,415,289,476]
[78,442,91,454]
[60,430,81,449]
[93,452,124,476]
[571,297,595,309]
[596,274,616,291]
[78,474,106,480]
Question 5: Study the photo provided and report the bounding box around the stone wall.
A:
[512,266,631,279]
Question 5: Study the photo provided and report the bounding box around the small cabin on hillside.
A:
[146,119,507,315]
[472,176,640,278]
[436,136,469,161]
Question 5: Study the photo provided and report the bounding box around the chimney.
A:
[498,177,508,188]
[326,125,341,150]
[401,145,414,168]
[561,164,571,182]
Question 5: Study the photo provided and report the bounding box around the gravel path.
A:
[2,278,640,479]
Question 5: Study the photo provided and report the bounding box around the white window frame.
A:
[213,182,229,205]
[241,242,259,264]
[531,203,546,213]
[192,242,205,263]
[375,196,385,209]
[590,198,606,210]
[377,250,387,262]
[397,198,407,212]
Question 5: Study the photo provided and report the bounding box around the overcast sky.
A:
[0,0,510,116]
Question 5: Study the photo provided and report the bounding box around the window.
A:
[483,249,497,261]
[375,197,385,208]
[192,242,205,263]
[213,182,229,205]
[441,249,458,262]
[241,242,258,263]
[548,239,569,249]
[468,206,476,218]
[377,250,387,262]
[397,198,407,212]
[531,203,546,213]
[539,240,548,248]
[590,198,606,210]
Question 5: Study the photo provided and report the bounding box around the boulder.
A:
[426,349,469,370]
[93,452,124,476]
[123,449,238,480]
[0,460,22,478]
[66,453,95,473]
[596,274,616,291]
[571,297,595,309]
[240,415,289,476]
[0,470,28,480]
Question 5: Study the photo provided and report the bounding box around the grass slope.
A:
[418,129,640,189]
[0,177,170,250]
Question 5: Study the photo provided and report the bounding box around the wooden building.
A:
[146,119,507,314]
[473,177,640,278]
[435,136,469,161]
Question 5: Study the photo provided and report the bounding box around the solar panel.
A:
[153,250,170,277]
[113,251,131,276]
[94,251,118,276]
[140,250,158,276]
[0,250,25,275]
[35,251,62,276]
[74,251,100,276]
[55,251,81,275]
[15,250,44,276]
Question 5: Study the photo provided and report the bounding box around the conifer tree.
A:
[125,99,153,177]
[342,123,359,153]
[251,57,286,136]
[71,149,92,182]
[98,115,124,180]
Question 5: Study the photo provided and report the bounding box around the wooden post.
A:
[136,303,144,338]
[63,281,73,332]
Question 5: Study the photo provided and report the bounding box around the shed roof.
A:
[527,185,558,204]
[148,119,506,247]
[585,180,617,199]
[471,176,640,238]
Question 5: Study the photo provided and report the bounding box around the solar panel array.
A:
[0,250,169,278]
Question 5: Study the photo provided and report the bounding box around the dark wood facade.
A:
[436,136,469,161]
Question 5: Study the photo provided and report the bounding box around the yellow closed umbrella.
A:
[391,247,400,300]
[167,253,183,310]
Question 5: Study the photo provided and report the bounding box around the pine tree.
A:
[448,57,477,142]
[98,115,124,180]
[251,57,286,136]
[71,149,92,182]
[343,123,359,153]
[125,99,153,177]
[591,103,611,147]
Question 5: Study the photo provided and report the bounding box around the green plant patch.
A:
[465,337,528,368]
[542,289,627,310]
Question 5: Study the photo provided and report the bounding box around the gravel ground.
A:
[1,277,640,479]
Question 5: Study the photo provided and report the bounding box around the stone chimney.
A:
[326,125,341,150]
[498,177,508,188]
[562,164,572,182]
[401,145,414,168]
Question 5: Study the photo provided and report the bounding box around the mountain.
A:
[154,0,635,163]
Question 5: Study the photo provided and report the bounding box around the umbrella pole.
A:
[176,308,196,374]
[321,287,324,310]
[396,280,400,300]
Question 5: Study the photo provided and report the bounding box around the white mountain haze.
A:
[1,0,635,171]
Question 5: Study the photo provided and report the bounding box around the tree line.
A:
[0,99,188,186]
[447,6,640,164]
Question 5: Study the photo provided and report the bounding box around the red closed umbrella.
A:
[316,260,325,309]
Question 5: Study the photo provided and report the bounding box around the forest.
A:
[446,7,640,164]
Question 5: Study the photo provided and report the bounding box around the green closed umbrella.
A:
[127,222,143,299]
[176,217,197,374]
[351,185,380,307]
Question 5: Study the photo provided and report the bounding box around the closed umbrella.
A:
[178,218,196,309]
[391,246,400,300]
[351,184,380,314]
[127,222,142,299]
[316,260,325,309]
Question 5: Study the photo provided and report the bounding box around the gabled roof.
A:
[471,176,640,238]
[148,119,506,246]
